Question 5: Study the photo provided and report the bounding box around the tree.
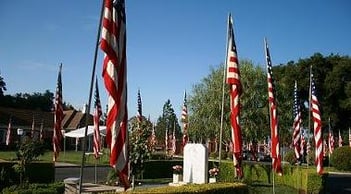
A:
[0,73,6,96]
[128,116,152,181]
[155,100,181,148]
[188,60,268,147]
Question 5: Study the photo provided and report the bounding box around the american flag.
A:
[181,90,189,146]
[101,0,129,190]
[172,128,176,155]
[165,128,168,152]
[300,129,306,157]
[5,118,11,146]
[328,118,334,154]
[338,130,343,147]
[265,38,282,175]
[53,63,63,162]
[40,120,44,141]
[93,78,102,159]
[226,14,243,178]
[137,89,142,125]
[31,116,35,139]
[310,70,323,175]
[292,81,301,160]
[349,128,351,147]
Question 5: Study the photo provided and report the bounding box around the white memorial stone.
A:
[183,143,208,184]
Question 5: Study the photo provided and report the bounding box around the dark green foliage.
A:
[2,182,64,194]
[0,162,55,191]
[106,168,117,185]
[284,149,297,165]
[330,146,351,171]
[142,160,183,179]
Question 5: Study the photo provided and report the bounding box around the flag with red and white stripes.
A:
[338,130,343,147]
[292,81,301,160]
[31,116,35,139]
[328,118,334,154]
[265,39,282,175]
[101,0,130,190]
[93,78,102,159]
[53,64,63,162]
[6,118,11,146]
[226,14,243,178]
[40,120,44,141]
[349,128,351,147]
[181,91,189,146]
[310,70,323,175]
[300,129,306,156]
[172,128,176,155]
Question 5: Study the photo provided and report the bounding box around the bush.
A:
[127,182,248,194]
[2,182,64,194]
[284,149,297,165]
[330,146,351,171]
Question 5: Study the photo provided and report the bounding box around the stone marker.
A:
[183,143,208,184]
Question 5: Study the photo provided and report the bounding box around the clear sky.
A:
[0,0,350,122]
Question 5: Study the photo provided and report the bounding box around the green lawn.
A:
[0,150,110,165]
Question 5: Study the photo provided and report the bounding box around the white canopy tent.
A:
[63,125,106,152]
[64,125,106,138]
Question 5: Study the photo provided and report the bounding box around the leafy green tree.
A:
[0,73,6,96]
[188,60,269,147]
[155,100,181,147]
[128,116,152,180]
[13,137,45,185]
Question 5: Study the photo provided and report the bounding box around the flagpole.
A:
[219,13,230,165]
[78,1,105,193]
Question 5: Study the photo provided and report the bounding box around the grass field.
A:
[0,150,110,165]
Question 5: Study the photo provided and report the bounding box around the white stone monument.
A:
[183,143,208,184]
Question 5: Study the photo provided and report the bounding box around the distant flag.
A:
[165,128,168,152]
[137,89,142,125]
[6,118,11,146]
[226,14,243,178]
[181,90,189,146]
[40,120,44,141]
[172,127,176,155]
[310,69,323,175]
[328,118,334,154]
[101,0,129,190]
[31,116,35,138]
[93,77,102,159]
[53,63,63,162]
[151,123,156,148]
[349,128,351,147]
[292,81,301,160]
[300,129,306,157]
[265,38,282,175]
[338,130,343,147]
[323,139,327,157]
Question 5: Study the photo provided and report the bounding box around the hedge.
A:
[218,161,325,193]
[0,161,55,191]
[124,182,248,194]
[2,182,64,194]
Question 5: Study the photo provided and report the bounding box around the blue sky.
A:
[0,0,350,122]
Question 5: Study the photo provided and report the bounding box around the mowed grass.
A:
[0,150,110,165]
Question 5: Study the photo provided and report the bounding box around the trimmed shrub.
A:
[2,182,64,194]
[142,160,183,179]
[127,182,248,194]
[330,146,351,171]
[284,149,297,165]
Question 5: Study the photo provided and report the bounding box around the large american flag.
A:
[292,81,301,160]
[226,14,243,178]
[101,0,129,190]
[93,78,102,159]
[181,90,189,146]
[265,39,282,175]
[53,64,63,162]
[310,70,323,175]
[5,118,11,146]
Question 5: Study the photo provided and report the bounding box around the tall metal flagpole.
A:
[219,13,230,165]
[78,1,105,193]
